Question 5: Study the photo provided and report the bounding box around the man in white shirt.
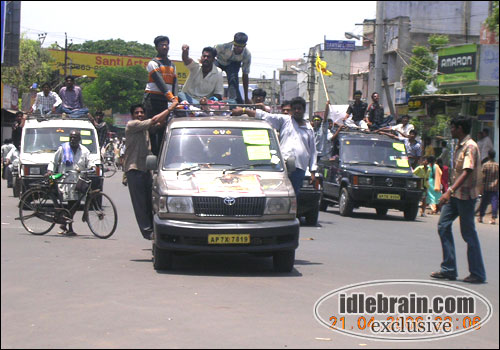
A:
[477,129,494,164]
[179,45,224,104]
[380,114,414,140]
[231,97,317,196]
[30,82,62,114]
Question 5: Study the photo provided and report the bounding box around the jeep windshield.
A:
[341,139,410,169]
[23,128,98,154]
[163,128,283,171]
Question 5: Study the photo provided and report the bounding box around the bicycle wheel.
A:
[85,192,117,239]
[19,188,59,235]
[103,161,117,178]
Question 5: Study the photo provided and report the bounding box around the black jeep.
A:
[318,130,423,221]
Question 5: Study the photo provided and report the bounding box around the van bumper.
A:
[153,216,300,253]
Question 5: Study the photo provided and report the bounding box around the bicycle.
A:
[17,169,118,238]
[102,152,117,178]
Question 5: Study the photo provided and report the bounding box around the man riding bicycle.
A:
[46,130,95,236]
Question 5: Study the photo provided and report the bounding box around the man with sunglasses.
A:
[215,32,252,105]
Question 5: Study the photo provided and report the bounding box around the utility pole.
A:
[272,70,276,112]
[55,32,73,77]
[374,1,385,106]
[308,47,316,119]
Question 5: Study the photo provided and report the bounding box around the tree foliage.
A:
[485,1,499,36]
[68,38,156,57]
[1,36,56,96]
[402,34,449,96]
[81,65,148,114]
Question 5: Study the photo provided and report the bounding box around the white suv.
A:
[17,115,103,195]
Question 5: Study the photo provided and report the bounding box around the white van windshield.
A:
[23,128,98,154]
[163,128,283,171]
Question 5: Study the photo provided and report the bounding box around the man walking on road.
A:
[123,101,178,240]
[431,116,486,284]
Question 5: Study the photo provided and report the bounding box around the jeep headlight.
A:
[167,197,194,214]
[358,176,372,185]
[407,179,419,189]
[29,166,41,175]
[264,198,291,215]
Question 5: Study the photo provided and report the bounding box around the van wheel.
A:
[404,205,419,221]
[153,244,173,270]
[273,250,295,273]
[13,178,21,198]
[376,208,388,217]
[339,187,354,216]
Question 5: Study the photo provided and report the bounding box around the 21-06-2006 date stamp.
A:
[314,280,493,341]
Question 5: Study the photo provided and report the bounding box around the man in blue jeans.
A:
[431,116,486,283]
[215,32,252,105]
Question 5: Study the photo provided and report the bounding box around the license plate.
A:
[377,193,401,200]
[208,234,250,245]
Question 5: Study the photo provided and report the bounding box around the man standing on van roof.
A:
[123,101,178,241]
[231,97,317,197]
[144,35,178,157]
[215,32,252,105]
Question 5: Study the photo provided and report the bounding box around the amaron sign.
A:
[437,44,478,86]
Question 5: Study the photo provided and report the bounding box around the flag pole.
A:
[316,52,332,104]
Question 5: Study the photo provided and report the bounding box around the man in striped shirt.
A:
[30,82,62,114]
[431,116,486,284]
[479,150,498,225]
[144,35,178,156]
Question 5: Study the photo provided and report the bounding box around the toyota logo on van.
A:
[224,197,236,206]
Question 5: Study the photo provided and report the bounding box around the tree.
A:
[63,38,157,57]
[1,35,56,96]
[485,1,499,36]
[402,35,449,96]
[81,65,148,114]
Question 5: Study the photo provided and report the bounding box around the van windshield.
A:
[163,128,283,171]
[341,139,410,168]
[23,128,98,154]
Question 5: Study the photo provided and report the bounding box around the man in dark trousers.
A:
[123,100,178,240]
[431,116,486,284]
[144,35,178,156]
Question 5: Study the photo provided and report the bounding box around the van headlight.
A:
[407,179,419,189]
[264,198,291,215]
[167,197,194,214]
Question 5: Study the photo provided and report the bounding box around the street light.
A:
[344,32,374,43]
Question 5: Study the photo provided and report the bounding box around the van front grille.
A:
[193,197,266,217]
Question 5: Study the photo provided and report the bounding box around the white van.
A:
[17,115,103,195]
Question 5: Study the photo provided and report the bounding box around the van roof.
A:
[168,116,275,130]
[25,118,96,130]
[339,130,400,142]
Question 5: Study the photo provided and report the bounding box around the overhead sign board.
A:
[437,44,478,86]
[48,49,189,85]
[324,40,355,51]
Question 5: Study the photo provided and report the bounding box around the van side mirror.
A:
[146,155,158,171]
[286,156,296,174]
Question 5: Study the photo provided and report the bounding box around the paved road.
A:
[1,172,498,348]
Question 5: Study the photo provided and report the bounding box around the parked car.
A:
[318,130,423,220]
[148,116,300,272]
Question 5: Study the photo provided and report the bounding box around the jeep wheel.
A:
[376,208,388,217]
[153,244,173,270]
[404,205,419,221]
[319,199,329,211]
[273,250,295,273]
[305,209,319,226]
[339,187,354,216]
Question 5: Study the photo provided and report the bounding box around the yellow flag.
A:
[315,53,333,76]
